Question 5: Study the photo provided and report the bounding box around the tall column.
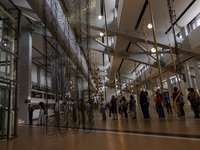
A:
[19,30,32,122]
[37,66,41,88]
[166,74,173,104]
[191,77,197,90]
[192,59,200,93]
[184,61,192,88]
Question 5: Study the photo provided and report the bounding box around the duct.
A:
[26,0,95,90]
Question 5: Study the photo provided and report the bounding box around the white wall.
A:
[40,69,51,87]
[188,26,200,50]
[31,63,51,87]
[31,63,37,83]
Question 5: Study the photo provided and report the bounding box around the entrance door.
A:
[0,88,9,140]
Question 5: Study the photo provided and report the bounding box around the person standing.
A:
[171,87,181,117]
[122,96,128,119]
[37,102,45,126]
[140,91,150,119]
[110,95,118,120]
[101,99,107,121]
[164,93,172,114]
[63,102,68,119]
[179,92,185,118]
[130,95,137,119]
[53,99,60,124]
[118,99,123,119]
[28,104,34,125]
[155,90,165,118]
[188,88,200,119]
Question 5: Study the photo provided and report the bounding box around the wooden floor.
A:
[0,106,200,150]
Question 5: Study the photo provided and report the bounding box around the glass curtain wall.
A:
[0,0,20,140]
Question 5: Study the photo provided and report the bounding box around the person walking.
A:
[164,93,172,114]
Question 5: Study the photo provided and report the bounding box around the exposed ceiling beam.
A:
[135,42,157,60]
[121,51,170,56]
[89,25,200,56]
[91,48,152,66]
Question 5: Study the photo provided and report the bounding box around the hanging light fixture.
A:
[147,23,153,29]
[98,15,104,20]
[100,32,105,37]
[151,47,156,53]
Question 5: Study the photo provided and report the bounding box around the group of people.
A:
[28,87,200,125]
[100,95,137,120]
[100,87,200,121]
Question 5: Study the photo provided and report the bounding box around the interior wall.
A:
[31,63,37,83]
[31,63,51,88]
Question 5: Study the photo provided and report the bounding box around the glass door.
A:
[0,87,9,140]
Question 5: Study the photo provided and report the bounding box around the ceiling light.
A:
[151,47,156,53]
[131,85,133,88]
[100,32,105,37]
[147,23,153,29]
[104,70,107,73]
[98,15,104,20]
[116,79,117,81]
[116,86,118,88]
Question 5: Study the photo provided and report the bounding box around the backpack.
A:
[130,99,136,106]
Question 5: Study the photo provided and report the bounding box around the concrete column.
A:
[19,30,32,122]
[192,59,200,92]
[166,74,173,104]
[184,61,192,88]
[37,66,41,88]
[191,77,197,90]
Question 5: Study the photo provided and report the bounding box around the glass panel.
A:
[0,50,16,80]
[10,86,15,137]
[0,88,9,140]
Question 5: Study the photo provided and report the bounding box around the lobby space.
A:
[1,106,200,150]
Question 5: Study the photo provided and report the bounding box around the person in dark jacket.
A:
[28,104,34,125]
[140,91,150,119]
[122,96,128,119]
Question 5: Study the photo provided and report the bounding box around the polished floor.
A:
[1,106,200,150]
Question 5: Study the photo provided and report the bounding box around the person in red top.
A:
[171,87,181,117]
[171,87,179,103]
[155,89,165,118]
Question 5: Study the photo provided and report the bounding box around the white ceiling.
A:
[10,0,200,89]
